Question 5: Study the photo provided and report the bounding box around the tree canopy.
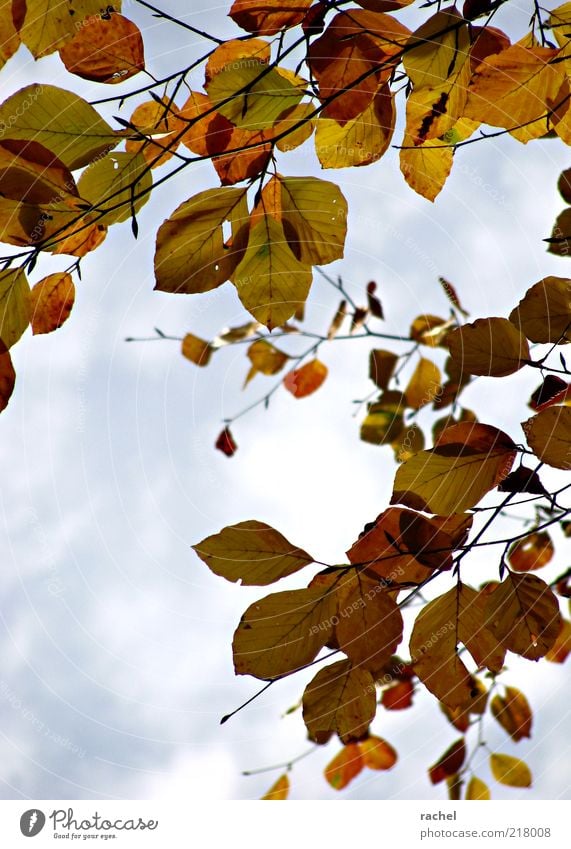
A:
[0,0,571,801]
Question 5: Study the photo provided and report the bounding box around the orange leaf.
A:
[283,359,328,398]
[508,532,554,572]
[59,14,145,84]
[0,341,16,414]
[181,333,214,367]
[28,272,75,335]
[324,744,364,790]
[491,686,532,741]
[381,679,414,710]
[229,0,313,36]
[545,619,571,663]
[261,773,290,800]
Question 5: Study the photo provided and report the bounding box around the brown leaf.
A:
[215,427,238,457]
[59,14,145,84]
[0,340,16,414]
[429,738,466,785]
[302,659,376,744]
[491,686,532,741]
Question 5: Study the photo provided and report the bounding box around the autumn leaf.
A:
[381,679,414,710]
[315,84,395,169]
[410,589,476,709]
[206,60,302,131]
[278,176,348,265]
[245,339,289,384]
[193,520,313,585]
[428,738,466,785]
[466,776,491,800]
[485,573,562,660]
[489,753,532,788]
[233,587,336,679]
[0,341,16,414]
[391,422,517,514]
[360,735,398,770]
[369,349,398,390]
[229,0,313,36]
[125,98,183,169]
[335,572,403,671]
[522,407,571,469]
[28,272,75,335]
[0,84,119,169]
[410,314,455,346]
[180,333,214,367]
[284,359,328,398]
[215,427,238,457]
[491,686,532,742]
[261,773,290,800]
[324,744,364,790]
[509,277,571,344]
[360,390,406,446]
[231,213,313,330]
[508,532,554,572]
[302,659,376,744]
[545,619,571,663]
[59,14,145,83]
[447,317,530,377]
[405,357,442,409]
[77,151,152,226]
[154,187,248,295]
[20,0,124,58]
[464,45,565,142]
[0,267,30,348]
[0,2,20,71]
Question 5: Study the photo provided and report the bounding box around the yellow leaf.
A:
[229,0,313,36]
[28,272,75,335]
[464,45,565,142]
[284,359,328,398]
[404,8,470,89]
[302,659,376,744]
[205,38,271,84]
[485,573,562,660]
[154,187,248,295]
[489,753,532,788]
[522,406,571,469]
[508,532,554,572]
[392,423,425,463]
[410,313,455,346]
[391,422,517,514]
[193,520,313,585]
[400,133,452,202]
[491,686,532,742]
[315,85,395,169]
[466,776,491,800]
[360,390,406,445]
[206,59,302,130]
[405,357,442,409]
[246,339,289,382]
[336,572,403,671]
[20,0,123,58]
[360,735,398,770]
[77,151,152,226]
[261,773,289,800]
[0,1,20,71]
[509,277,571,344]
[59,13,144,83]
[409,589,478,709]
[274,102,316,152]
[0,268,30,348]
[548,3,571,48]
[180,333,214,367]
[52,220,107,258]
[278,175,348,265]
[231,214,313,330]
[0,84,120,170]
[447,317,530,377]
[232,587,336,679]
[324,744,364,790]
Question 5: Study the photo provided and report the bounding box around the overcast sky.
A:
[0,1,570,801]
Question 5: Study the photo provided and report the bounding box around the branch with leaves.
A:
[0,0,571,802]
